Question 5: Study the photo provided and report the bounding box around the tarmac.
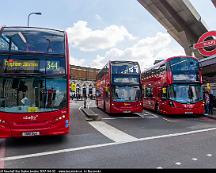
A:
[205,108,216,120]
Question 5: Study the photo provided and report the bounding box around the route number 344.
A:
[47,61,59,70]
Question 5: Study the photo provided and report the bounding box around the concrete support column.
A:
[93,88,96,96]
[86,87,89,96]
[184,47,193,56]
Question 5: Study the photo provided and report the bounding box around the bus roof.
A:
[0,26,65,54]
[110,60,139,64]
[142,56,198,73]
[1,26,65,36]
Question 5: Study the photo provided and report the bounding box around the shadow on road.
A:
[5,135,67,148]
[144,108,204,119]
[93,107,140,118]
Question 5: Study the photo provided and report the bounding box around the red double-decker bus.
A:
[96,61,143,114]
[142,56,204,115]
[0,27,70,138]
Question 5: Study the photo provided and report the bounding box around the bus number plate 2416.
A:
[22,132,40,136]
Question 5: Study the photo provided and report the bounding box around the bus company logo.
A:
[193,31,216,57]
[124,103,131,106]
[184,104,193,109]
[23,115,38,121]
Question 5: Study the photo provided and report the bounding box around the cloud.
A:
[70,56,86,67]
[66,20,136,52]
[91,32,185,70]
[95,14,102,21]
[67,21,185,69]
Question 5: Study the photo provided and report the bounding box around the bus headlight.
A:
[0,119,7,124]
[0,119,9,128]
[54,115,66,122]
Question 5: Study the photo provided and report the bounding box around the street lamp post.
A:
[27,12,42,27]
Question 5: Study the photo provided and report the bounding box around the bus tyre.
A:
[155,103,160,114]
[104,101,106,112]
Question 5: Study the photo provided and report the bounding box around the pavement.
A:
[204,108,216,120]
[1,99,216,169]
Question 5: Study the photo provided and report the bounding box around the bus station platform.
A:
[203,108,216,120]
[81,107,101,121]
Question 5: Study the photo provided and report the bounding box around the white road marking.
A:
[78,106,83,111]
[2,127,216,161]
[137,112,158,119]
[175,162,182,166]
[88,121,138,143]
[162,117,178,123]
[1,142,118,161]
[136,113,145,118]
[144,110,158,118]
[120,117,140,119]
[102,118,117,120]
[156,167,163,169]
[142,111,159,118]
[207,154,212,157]
[87,100,92,109]
[102,117,140,120]
[192,158,198,161]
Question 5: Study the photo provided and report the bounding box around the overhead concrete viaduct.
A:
[138,0,209,58]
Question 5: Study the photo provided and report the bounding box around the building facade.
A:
[70,65,100,99]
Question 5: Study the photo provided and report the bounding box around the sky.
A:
[0,0,215,70]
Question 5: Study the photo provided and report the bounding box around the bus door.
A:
[144,86,154,109]
[104,84,110,112]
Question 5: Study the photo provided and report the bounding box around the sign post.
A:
[193,31,216,57]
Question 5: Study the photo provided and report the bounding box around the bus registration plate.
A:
[185,112,193,115]
[123,110,131,113]
[22,132,40,136]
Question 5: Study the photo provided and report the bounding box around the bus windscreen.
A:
[112,85,142,102]
[169,57,199,82]
[168,84,203,104]
[0,28,65,54]
[0,77,67,113]
[111,62,140,74]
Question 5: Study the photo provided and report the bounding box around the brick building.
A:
[70,65,100,98]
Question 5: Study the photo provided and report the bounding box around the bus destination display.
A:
[0,59,61,74]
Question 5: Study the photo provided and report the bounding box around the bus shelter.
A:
[199,55,216,108]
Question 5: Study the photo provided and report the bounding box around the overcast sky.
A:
[1,0,215,70]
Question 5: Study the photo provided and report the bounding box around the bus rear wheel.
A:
[155,103,160,114]
[103,101,106,112]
